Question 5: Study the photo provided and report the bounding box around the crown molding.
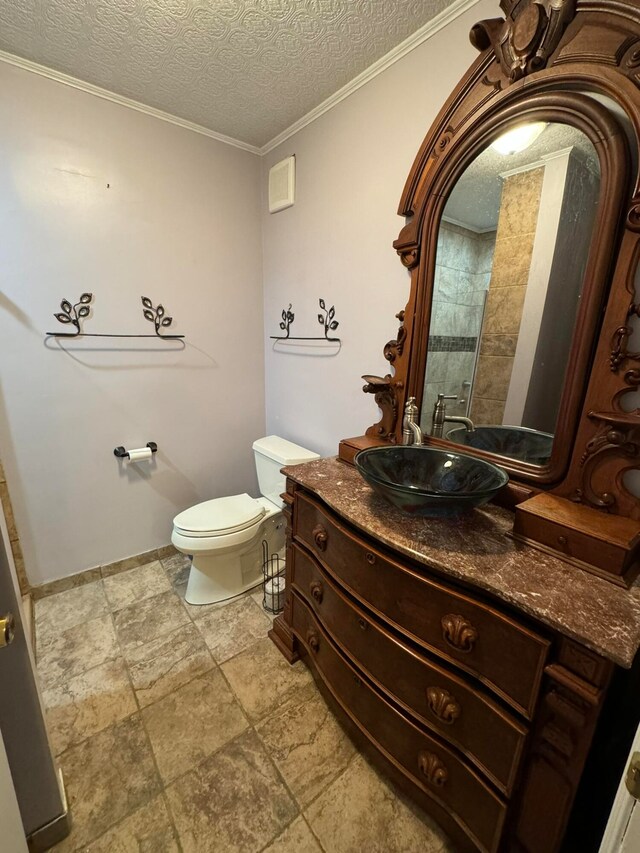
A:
[0,49,262,155]
[259,0,482,155]
[442,214,496,234]
[0,0,480,158]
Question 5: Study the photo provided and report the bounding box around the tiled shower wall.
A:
[420,222,496,432]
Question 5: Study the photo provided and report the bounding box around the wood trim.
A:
[512,662,612,852]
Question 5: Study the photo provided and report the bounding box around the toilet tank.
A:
[253,436,320,507]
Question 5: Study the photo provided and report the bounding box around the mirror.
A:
[419,121,601,466]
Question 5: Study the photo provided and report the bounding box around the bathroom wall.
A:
[261,0,496,456]
[421,222,495,431]
[0,63,265,585]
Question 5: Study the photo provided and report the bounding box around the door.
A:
[0,508,66,844]
[600,722,640,852]
[0,724,28,853]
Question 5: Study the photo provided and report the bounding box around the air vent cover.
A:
[269,156,295,213]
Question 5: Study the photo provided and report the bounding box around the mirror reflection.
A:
[420,121,600,465]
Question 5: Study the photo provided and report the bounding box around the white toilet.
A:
[171,436,320,606]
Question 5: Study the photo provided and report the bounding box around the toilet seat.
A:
[173,493,266,539]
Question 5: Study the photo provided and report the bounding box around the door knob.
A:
[0,613,15,648]
[626,751,640,800]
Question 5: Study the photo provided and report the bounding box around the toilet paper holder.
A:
[114,442,158,459]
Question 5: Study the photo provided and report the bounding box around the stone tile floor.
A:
[35,553,453,852]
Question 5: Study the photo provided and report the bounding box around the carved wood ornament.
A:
[426,686,462,725]
[441,614,479,653]
[345,0,640,579]
[417,750,449,787]
[470,0,577,83]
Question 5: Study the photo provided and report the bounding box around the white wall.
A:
[0,64,265,585]
[261,0,493,456]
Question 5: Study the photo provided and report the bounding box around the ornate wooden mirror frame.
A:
[339,0,640,585]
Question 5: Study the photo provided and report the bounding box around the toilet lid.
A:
[173,493,266,537]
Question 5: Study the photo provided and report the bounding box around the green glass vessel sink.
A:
[354,445,509,517]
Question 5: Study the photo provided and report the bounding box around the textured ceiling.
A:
[0,0,453,148]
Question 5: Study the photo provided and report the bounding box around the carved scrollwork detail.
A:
[626,47,640,69]
[471,0,576,83]
[362,374,402,442]
[312,524,328,551]
[310,580,324,604]
[384,311,407,364]
[627,197,640,232]
[610,303,640,371]
[441,614,478,653]
[481,67,503,92]
[573,412,640,510]
[620,39,640,86]
[417,751,448,787]
[426,687,461,725]
[434,128,454,157]
[398,245,420,269]
[625,368,640,388]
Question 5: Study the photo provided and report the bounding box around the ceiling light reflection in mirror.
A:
[490,122,548,155]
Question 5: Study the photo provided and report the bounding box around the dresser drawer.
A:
[290,543,527,795]
[295,492,549,718]
[291,594,507,853]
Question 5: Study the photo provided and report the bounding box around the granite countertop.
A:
[283,456,640,668]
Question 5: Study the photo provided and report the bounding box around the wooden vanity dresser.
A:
[271,459,640,852]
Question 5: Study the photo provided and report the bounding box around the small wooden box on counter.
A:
[513,493,640,587]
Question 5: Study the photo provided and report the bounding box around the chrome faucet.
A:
[431,393,475,438]
[402,397,423,446]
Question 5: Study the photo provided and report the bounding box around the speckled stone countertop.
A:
[283,456,640,668]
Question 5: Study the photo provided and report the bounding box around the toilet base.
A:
[185,556,263,605]
[181,512,286,606]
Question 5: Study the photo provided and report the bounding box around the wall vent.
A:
[268,156,295,213]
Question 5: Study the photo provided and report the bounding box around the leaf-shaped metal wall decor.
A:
[270,297,341,344]
[47,293,183,340]
[278,304,295,337]
[317,298,340,340]
[51,293,94,335]
[140,297,177,337]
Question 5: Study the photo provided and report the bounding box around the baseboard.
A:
[32,544,179,599]
[21,592,35,652]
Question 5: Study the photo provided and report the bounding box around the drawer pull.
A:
[365,552,376,565]
[310,580,324,604]
[358,617,368,631]
[307,630,320,652]
[312,524,328,551]
[417,751,448,788]
[426,687,461,725]
[441,614,478,653]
